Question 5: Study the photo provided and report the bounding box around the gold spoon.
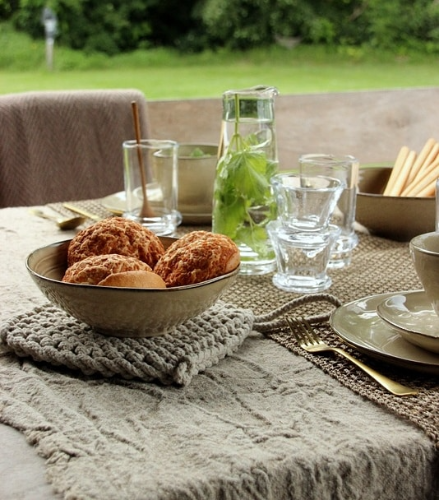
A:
[30,208,86,230]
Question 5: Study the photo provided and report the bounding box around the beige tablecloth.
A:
[0,204,438,500]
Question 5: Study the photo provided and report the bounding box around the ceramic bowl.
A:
[410,232,439,317]
[26,238,238,338]
[377,291,439,354]
[177,143,218,224]
[356,165,435,241]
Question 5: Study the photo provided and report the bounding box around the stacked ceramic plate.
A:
[330,290,439,374]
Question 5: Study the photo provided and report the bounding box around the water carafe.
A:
[212,85,279,275]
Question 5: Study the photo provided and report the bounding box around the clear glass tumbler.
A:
[123,139,181,236]
[271,173,344,231]
[267,220,340,293]
[299,154,359,268]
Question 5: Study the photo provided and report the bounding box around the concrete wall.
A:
[147,87,439,168]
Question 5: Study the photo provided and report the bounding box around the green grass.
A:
[1,22,439,99]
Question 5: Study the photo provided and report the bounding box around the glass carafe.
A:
[212,85,279,275]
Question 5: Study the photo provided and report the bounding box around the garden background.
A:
[1,0,439,98]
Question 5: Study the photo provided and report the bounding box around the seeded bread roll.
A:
[154,231,240,287]
[63,254,152,285]
[67,217,165,268]
[98,270,166,289]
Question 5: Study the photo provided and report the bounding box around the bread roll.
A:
[98,271,166,289]
[67,217,165,268]
[63,254,151,285]
[154,231,240,287]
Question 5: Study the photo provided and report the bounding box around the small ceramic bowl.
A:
[177,143,218,224]
[26,238,238,338]
[356,165,435,241]
[377,291,439,354]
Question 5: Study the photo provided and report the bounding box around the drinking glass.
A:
[268,172,343,293]
[271,173,344,231]
[299,154,359,268]
[267,221,340,293]
[123,139,181,236]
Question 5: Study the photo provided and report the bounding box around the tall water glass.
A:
[123,139,181,236]
[299,154,359,268]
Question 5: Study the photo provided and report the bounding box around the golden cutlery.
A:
[29,208,86,230]
[63,203,102,221]
[286,317,418,397]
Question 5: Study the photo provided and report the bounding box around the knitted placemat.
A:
[0,294,341,387]
[0,301,254,386]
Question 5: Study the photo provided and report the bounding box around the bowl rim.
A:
[377,304,439,341]
[358,164,434,200]
[357,191,434,201]
[26,238,240,292]
[410,232,439,256]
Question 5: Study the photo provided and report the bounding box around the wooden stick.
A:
[383,146,409,196]
[388,150,416,196]
[131,101,155,218]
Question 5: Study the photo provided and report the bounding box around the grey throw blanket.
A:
[0,89,148,207]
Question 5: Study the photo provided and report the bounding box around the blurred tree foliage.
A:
[2,0,439,54]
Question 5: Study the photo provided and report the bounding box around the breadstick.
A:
[418,142,439,175]
[402,156,439,196]
[388,150,416,196]
[404,160,439,197]
[404,141,439,193]
[404,137,437,186]
[416,180,436,197]
[383,146,409,196]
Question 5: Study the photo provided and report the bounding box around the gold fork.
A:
[286,317,418,397]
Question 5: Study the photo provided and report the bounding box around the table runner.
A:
[222,234,439,450]
[50,199,439,449]
[1,202,438,500]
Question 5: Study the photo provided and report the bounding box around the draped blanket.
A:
[0,89,148,207]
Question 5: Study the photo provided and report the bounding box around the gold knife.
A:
[63,203,102,222]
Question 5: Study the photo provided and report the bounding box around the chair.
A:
[0,89,149,207]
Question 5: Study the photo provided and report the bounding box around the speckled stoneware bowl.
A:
[356,165,435,241]
[26,237,239,338]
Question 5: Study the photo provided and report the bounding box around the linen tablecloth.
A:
[0,204,438,500]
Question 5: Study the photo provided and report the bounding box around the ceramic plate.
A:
[376,291,439,354]
[330,291,439,374]
[101,192,211,225]
[101,191,125,215]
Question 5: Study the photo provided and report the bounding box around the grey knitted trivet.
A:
[0,301,255,386]
[0,294,341,386]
